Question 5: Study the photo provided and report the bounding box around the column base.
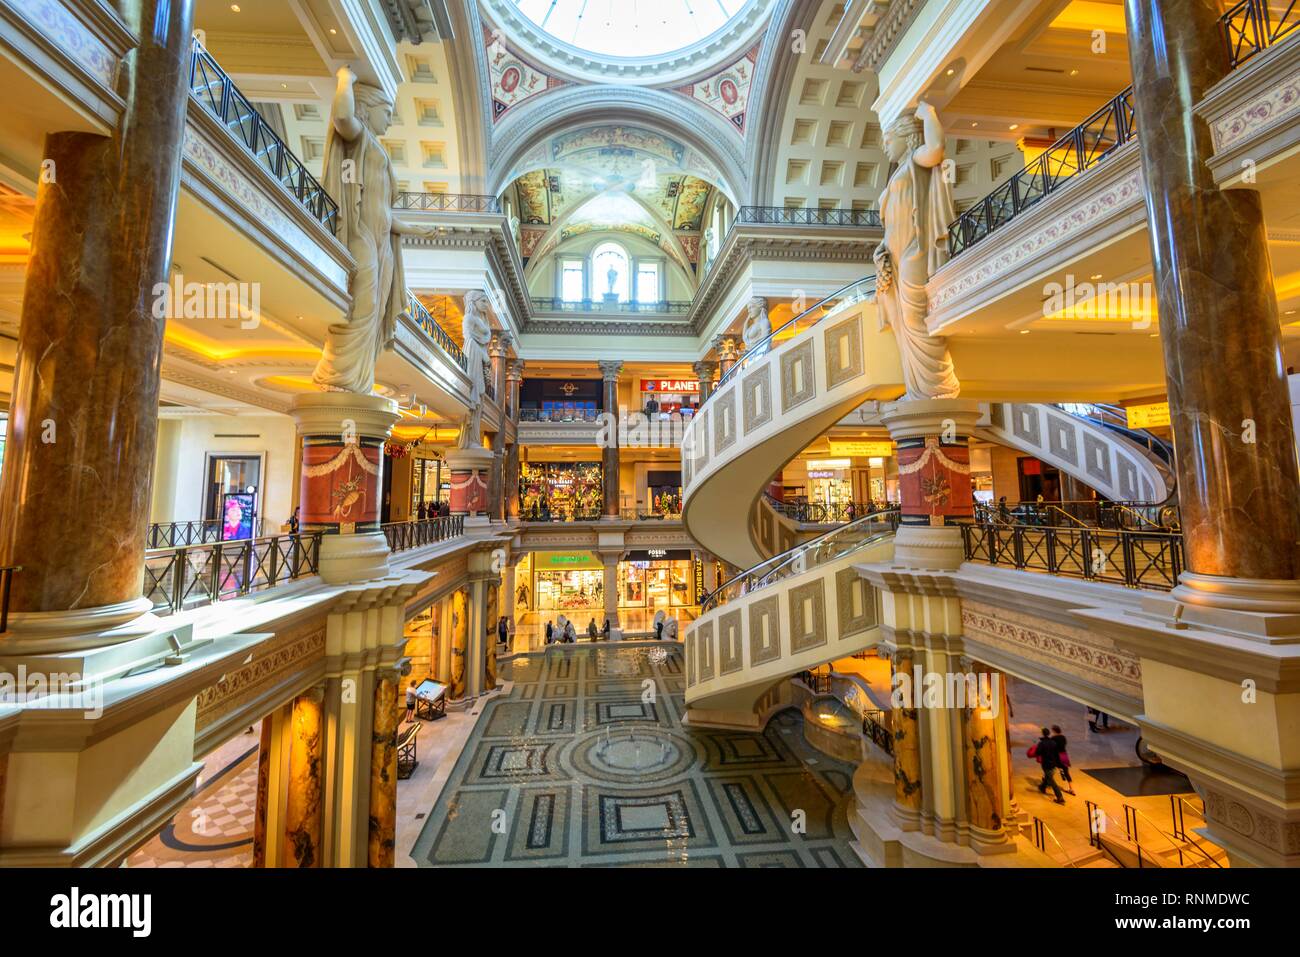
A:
[1162,572,1300,640]
[0,596,162,656]
[890,525,964,571]
[317,531,391,585]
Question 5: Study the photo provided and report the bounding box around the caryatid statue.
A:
[873,101,961,400]
[455,290,493,449]
[313,66,437,395]
[742,296,772,356]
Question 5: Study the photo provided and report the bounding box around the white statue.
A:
[314,66,437,395]
[662,617,679,641]
[455,290,493,449]
[742,297,772,355]
[873,102,961,400]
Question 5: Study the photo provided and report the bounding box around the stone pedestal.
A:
[291,392,399,584]
[446,446,494,527]
[599,361,622,520]
[880,399,982,570]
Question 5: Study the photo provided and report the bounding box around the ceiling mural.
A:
[485,29,566,122]
[674,45,759,135]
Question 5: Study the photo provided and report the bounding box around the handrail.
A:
[862,708,894,756]
[701,506,899,613]
[381,515,465,553]
[1031,816,1079,867]
[1086,799,1162,868]
[1222,0,1300,67]
[1126,802,1222,868]
[188,39,339,233]
[974,499,1172,531]
[705,276,878,404]
[394,192,502,213]
[0,565,20,634]
[706,206,882,275]
[764,494,885,525]
[947,86,1135,257]
[406,293,468,372]
[1169,796,1225,867]
[962,519,1183,590]
[530,297,693,315]
[143,532,323,616]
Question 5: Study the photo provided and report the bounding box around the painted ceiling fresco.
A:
[512,166,712,231]
[675,44,758,134]
[485,29,566,122]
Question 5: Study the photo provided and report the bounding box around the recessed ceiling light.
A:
[1070,69,1079,76]
[1090,273,1103,279]
[1019,329,1030,334]
[946,68,955,76]
[1009,124,1019,131]
[329,28,337,35]
[970,122,978,128]
[230,3,240,11]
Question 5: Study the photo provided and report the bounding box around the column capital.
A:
[692,359,717,380]
[507,358,525,382]
[598,360,623,382]
[712,335,740,361]
[489,332,512,357]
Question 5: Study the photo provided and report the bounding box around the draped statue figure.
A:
[742,297,772,356]
[313,66,436,394]
[455,290,493,449]
[873,102,961,400]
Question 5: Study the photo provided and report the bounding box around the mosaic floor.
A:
[410,645,862,867]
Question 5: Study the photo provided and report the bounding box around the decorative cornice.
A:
[853,0,925,73]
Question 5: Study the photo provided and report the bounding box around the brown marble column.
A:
[713,335,741,378]
[506,360,524,522]
[484,583,499,691]
[284,687,324,867]
[960,659,1009,850]
[599,361,623,519]
[890,649,923,826]
[486,334,511,523]
[0,0,195,650]
[252,718,273,868]
[1125,0,1300,593]
[367,666,400,868]
[692,360,717,404]
[449,587,469,700]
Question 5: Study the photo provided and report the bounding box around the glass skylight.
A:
[513,0,752,59]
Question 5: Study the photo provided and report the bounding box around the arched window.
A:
[591,242,630,302]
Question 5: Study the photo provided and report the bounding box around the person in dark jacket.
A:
[600,618,610,640]
[544,620,554,644]
[1029,727,1065,803]
[497,616,509,648]
[1050,724,1075,794]
[586,618,599,640]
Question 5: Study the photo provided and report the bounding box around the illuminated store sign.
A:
[641,379,699,393]
[828,440,894,458]
[807,458,851,470]
[534,551,602,570]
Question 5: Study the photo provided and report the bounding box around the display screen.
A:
[221,492,257,541]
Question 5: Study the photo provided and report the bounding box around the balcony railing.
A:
[519,408,604,423]
[733,205,882,228]
[188,40,339,234]
[961,520,1183,590]
[382,515,465,553]
[406,293,468,372]
[948,87,1136,257]
[143,532,323,616]
[1222,0,1300,66]
[394,192,502,213]
[765,495,886,525]
[146,519,269,548]
[529,297,693,315]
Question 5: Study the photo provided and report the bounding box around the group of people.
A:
[416,500,450,521]
[642,397,699,419]
[544,616,611,643]
[1027,725,1075,803]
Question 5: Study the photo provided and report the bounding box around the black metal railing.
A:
[520,507,605,523]
[702,507,900,614]
[766,495,886,525]
[143,532,323,616]
[798,670,833,694]
[862,709,894,756]
[734,205,882,228]
[529,297,693,315]
[406,293,468,372]
[382,515,465,553]
[1222,0,1300,66]
[145,519,270,549]
[0,565,20,633]
[706,275,878,403]
[394,192,502,213]
[519,407,604,423]
[948,87,1136,257]
[961,520,1183,590]
[188,40,338,233]
[974,499,1173,531]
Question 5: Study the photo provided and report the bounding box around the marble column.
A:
[284,687,324,868]
[484,582,499,691]
[692,360,717,404]
[367,666,400,868]
[599,361,623,519]
[960,658,1010,851]
[599,550,622,639]
[506,360,524,522]
[890,649,923,827]
[502,560,517,627]
[0,0,194,651]
[253,719,273,868]
[449,587,469,700]
[1125,0,1300,602]
[487,334,511,523]
[880,400,982,570]
[713,335,741,378]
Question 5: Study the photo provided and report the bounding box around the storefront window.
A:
[619,551,700,609]
[520,461,603,521]
[639,377,700,417]
[410,457,447,516]
[645,469,682,518]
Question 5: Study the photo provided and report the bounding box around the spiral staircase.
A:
[679,278,1176,728]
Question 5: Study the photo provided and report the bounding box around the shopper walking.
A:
[1028,727,1065,803]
